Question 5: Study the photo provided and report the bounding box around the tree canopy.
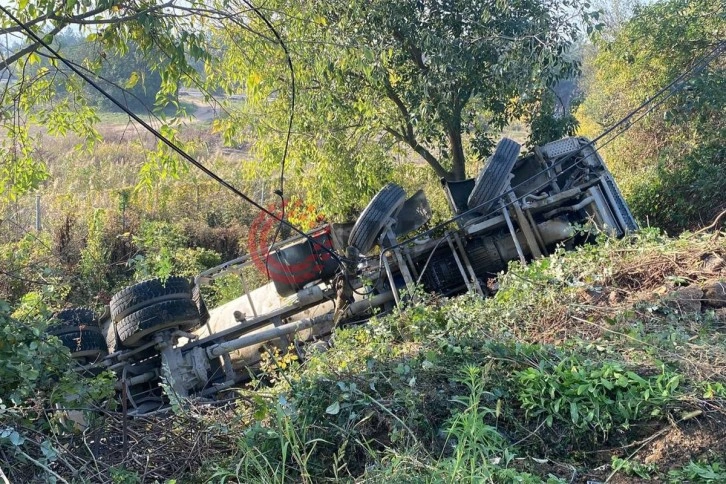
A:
[0,0,594,213]
[319,0,589,180]
[208,0,593,187]
[577,0,725,232]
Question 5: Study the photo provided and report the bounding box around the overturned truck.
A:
[52,137,637,414]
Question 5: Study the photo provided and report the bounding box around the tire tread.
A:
[56,328,108,356]
[467,138,521,215]
[348,183,407,254]
[117,299,201,347]
[110,276,191,322]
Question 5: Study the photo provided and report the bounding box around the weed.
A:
[668,459,726,482]
[516,356,681,440]
[611,456,658,480]
[222,403,327,484]
[437,365,510,481]
[109,466,141,484]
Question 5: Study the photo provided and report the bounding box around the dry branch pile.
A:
[2,404,240,483]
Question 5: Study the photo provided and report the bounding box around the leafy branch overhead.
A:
[0,0,220,202]
[0,0,595,208]
[317,0,592,180]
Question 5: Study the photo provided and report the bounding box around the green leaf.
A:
[9,430,24,446]
[325,401,340,415]
[570,402,580,425]
[125,71,140,89]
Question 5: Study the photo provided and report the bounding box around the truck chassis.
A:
[58,137,637,415]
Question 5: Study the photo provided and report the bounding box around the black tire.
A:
[47,307,98,335]
[467,138,521,215]
[192,284,210,325]
[117,299,201,347]
[56,328,108,359]
[110,276,191,323]
[55,307,97,325]
[348,183,407,254]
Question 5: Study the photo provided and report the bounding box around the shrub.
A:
[0,301,114,476]
[516,356,681,440]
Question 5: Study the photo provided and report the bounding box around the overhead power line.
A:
[0,4,344,268]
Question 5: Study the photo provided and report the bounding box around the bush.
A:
[0,301,114,476]
[628,140,726,233]
[516,357,681,440]
[129,220,222,279]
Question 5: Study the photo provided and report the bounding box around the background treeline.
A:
[577,0,725,233]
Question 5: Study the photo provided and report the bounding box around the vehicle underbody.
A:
[52,136,638,415]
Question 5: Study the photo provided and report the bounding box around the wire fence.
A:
[1,194,42,239]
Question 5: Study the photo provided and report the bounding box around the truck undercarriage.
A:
[52,136,637,415]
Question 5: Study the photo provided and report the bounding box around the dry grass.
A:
[2,403,240,484]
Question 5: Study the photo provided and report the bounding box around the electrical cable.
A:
[0,5,346,270]
[237,0,295,199]
[2,6,721,295]
[376,40,725,276]
[236,1,298,276]
[595,44,723,153]
[590,41,724,148]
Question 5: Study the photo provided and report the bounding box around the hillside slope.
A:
[4,229,726,483]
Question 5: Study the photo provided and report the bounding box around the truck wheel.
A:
[47,307,98,336]
[110,276,191,322]
[467,138,521,215]
[348,183,407,254]
[56,327,108,360]
[117,299,201,347]
[192,284,210,325]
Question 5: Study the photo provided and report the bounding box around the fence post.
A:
[35,194,41,232]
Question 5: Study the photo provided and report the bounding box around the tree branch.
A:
[0,12,53,35]
[0,3,108,35]
[380,76,452,178]
[0,1,181,72]
[47,2,174,26]
[0,24,64,72]
[391,28,427,72]
[383,82,414,139]
[384,126,451,179]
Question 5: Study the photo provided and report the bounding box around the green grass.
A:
[94,101,199,125]
[185,229,726,483]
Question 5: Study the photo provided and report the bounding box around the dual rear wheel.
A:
[110,276,205,347]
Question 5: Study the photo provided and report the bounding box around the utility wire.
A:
[590,40,724,148]
[594,42,724,153]
[380,40,725,258]
[0,5,345,268]
[238,0,295,199]
[237,0,298,271]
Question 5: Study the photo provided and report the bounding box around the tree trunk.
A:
[447,115,467,181]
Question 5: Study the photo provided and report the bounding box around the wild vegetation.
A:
[2,230,725,482]
[577,0,725,233]
[0,0,724,482]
